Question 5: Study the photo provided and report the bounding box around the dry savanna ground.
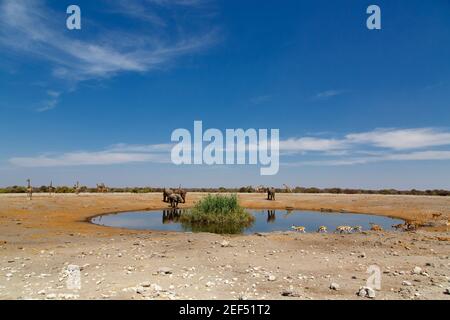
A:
[0,192,449,300]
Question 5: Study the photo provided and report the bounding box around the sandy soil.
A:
[0,193,449,300]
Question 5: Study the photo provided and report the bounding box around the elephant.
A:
[168,193,184,208]
[267,187,276,201]
[174,188,187,203]
[163,188,173,202]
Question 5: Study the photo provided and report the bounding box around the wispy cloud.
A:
[280,137,348,152]
[110,0,205,25]
[36,90,60,112]
[286,151,450,167]
[9,144,172,168]
[0,0,218,82]
[346,128,450,150]
[9,127,450,168]
[282,127,450,166]
[314,89,346,100]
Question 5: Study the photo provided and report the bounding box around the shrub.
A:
[180,194,254,233]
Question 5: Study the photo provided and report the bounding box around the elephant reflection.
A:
[267,210,276,223]
[162,209,182,224]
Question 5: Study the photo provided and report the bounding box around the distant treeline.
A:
[1,185,449,196]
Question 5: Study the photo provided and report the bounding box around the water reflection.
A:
[267,210,276,223]
[162,209,183,224]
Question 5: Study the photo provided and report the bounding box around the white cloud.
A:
[279,137,348,152]
[0,0,217,82]
[9,149,171,168]
[284,150,450,167]
[9,128,450,168]
[36,90,61,112]
[314,89,346,100]
[346,128,450,150]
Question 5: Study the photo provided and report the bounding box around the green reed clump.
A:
[180,194,254,232]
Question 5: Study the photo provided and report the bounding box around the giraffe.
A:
[255,185,266,193]
[283,184,292,193]
[26,179,32,200]
[74,181,81,195]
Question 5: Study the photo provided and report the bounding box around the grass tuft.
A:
[180,194,254,233]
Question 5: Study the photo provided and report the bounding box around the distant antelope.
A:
[392,223,405,231]
[291,225,306,233]
[335,226,352,234]
[48,181,56,195]
[96,183,108,193]
[369,223,383,231]
[432,213,442,219]
[26,179,32,200]
[74,181,81,195]
[405,222,419,231]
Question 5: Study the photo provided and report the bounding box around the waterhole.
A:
[91,209,403,234]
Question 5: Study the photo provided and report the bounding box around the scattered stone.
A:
[136,286,145,294]
[358,286,376,299]
[150,284,162,291]
[329,283,340,291]
[158,267,173,275]
[281,289,301,297]
[412,266,422,275]
[444,288,450,295]
[221,240,231,247]
[402,281,413,287]
[268,275,276,281]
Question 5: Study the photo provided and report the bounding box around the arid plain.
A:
[0,193,449,300]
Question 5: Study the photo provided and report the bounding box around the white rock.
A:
[221,240,230,247]
[150,283,162,291]
[357,286,375,299]
[268,275,276,281]
[402,281,413,286]
[136,286,145,294]
[412,267,422,274]
[366,287,376,298]
[158,267,173,275]
[329,283,340,291]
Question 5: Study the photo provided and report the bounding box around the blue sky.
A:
[1,0,450,189]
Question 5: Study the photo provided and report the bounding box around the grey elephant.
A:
[163,188,173,202]
[174,188,187,203]
[168,193,183,208]
[267,187,275,201]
